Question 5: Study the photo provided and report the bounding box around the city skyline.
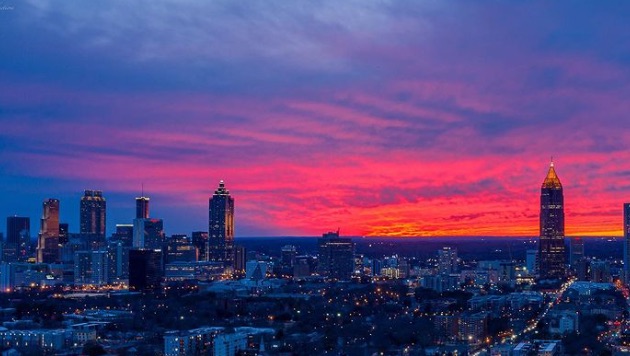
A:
[2,2,630,237]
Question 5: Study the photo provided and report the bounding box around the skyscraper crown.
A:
[542,161,562,189]
[214,180,230,195]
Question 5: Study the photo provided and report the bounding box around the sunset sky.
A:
[2,1,630,237]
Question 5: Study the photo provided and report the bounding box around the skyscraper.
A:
[136,196,150,219]
[317,231,355,280]
[437,247,458,276]
[80,190,106,238]
[37,198,60,263]
[208,180,235,267]
[623,203,630,285]
[133,218,165,250]
[129,249,163,292]
[5,217,29,262]
[58,223,69,245]
[538,161,566,280]
[6,216,29,246]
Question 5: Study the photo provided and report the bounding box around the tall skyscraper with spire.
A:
[208,180,235,268]
[37,198,60,263]
[623,203,630,285]
[80,190,106,238]
[538,160,566,280]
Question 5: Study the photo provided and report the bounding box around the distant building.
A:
[208,180,235,268]
[246,261,268,284]
[4,216,29,263]
[136,196,150,219]
[458,312,488,344]
[624,203,630,285]
[525,249,538,276]
[58,222,69,245]
[538,161,565,280]
[133,218,165,250]
[111,224,133,247]
[317,231,355,280]
[192,231,209,261]
[0,262,51,291]
[129,249,163,292]
[590,260,611,283]
[107,241,129,283]
[164,261,224,281]
[281,245,297,268]
[165,235,197,263]
[74,250,109,286]
[37,198,60,263]
[163,327,248,356]
[80,190,106,238]
[569,237,584,267]
[234,245,246,273]
[438,247,458,275]
[6,216,29,246]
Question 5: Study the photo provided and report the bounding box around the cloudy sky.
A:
[1,1,630,237]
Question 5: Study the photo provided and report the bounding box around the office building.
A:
[525,249,538,276]
[133,218,165,250]
[37,198,60,263]
[111,224,134,247]
[80,190,106,238]
[74,250,109,286]
[192,231,209,261]
[208,180,235,267]
[234,245,246,273]
[5,216,29,262]
[624,203,630,285]
[317,231,355,280]
[129,249,163,292]
[165,234,197,263]
[538,161,566,280]
[281,245,297,268]
[107,241,129,283]
[136,196,150,219]
[569,237,584,267]
[6,216,29,246]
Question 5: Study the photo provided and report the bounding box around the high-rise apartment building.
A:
[538,161,566,280]
[437,247,458,276]
[80,190,106,238]
[208,180,234,267]
[37,199,60,263]
[317,231,355,280]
